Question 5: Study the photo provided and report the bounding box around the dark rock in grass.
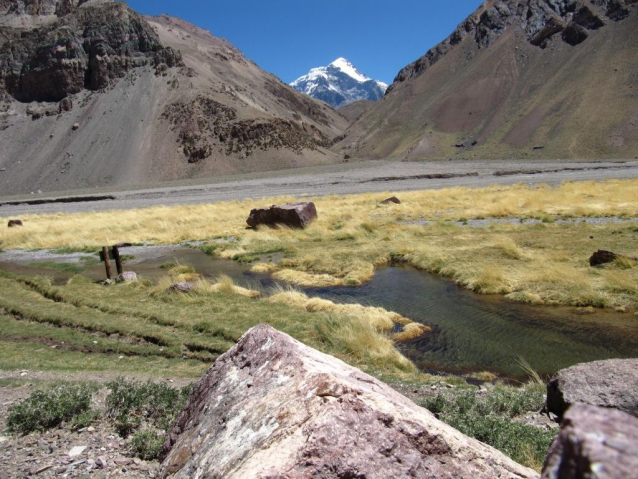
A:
[246,202,317,229]
[159,324,536,478]
[167,282,194,294]
[115,272,137,283]
[380,196,401,205]
[541,403,638,479]
[547,358,638,419]
[589,249,636,266]
[7,219,23,227]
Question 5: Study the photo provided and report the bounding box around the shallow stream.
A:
[1,246,636,378]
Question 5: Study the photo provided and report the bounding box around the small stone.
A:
[87,426,95,432]
[68,446,87,457]
[114,457,133,466]
[167,282,194,293]
[96,456,107,469]
[33,464,54,474]
[115,271,137,283]
[72,123,80,131]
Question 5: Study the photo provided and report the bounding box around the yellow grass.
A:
[2,179,637,309]
[393,323,432,342]
[152,275,260,299]
[250,262,279,273]
[266,288,429,336]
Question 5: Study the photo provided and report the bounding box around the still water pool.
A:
[2,246,636,378]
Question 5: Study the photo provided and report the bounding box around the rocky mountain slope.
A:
[336,0,638,161]
[336,99,376,123]
[0,1,348,195]
[291,58,387,108]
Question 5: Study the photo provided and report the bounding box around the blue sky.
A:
[127,0,482,85]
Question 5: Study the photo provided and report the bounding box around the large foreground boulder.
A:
[541,404,638,479]
[247,202,317,229]
[547,358,638,419]
[160,324,536,478]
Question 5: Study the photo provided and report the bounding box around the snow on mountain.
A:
[290,58,388,108]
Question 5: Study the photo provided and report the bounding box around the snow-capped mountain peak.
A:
[329,57,370,83]
[290,58,388,108]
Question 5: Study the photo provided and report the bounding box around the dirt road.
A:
[1,159,637,217]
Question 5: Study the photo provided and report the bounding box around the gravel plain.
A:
[1,159,637,217]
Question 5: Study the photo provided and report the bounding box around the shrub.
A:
[106,378,191,436]
[7,384,94,435]
[132,430,164,460]
[70,409,100,430]
[421,383,556,470]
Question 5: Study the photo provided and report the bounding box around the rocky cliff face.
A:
[0,1,182,102]
[390,0,635,91]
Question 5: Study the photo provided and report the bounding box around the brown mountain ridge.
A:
[0,0,348,195]
[336,0,638,161]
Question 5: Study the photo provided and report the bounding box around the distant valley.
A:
[0,0,636,196]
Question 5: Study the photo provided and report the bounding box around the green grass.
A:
[422,383,557,470]
[0,270,414,377]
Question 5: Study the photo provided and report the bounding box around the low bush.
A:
[132,430,164,461]
[7,384,94,435]
[70,409,101,430]
[106,378,191,436]
[422,383,556,470]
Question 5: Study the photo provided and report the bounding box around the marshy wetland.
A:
[1,178,636,472]
[1,179,636,379]
[1,245,636,379]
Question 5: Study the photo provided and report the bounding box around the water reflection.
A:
[2,248,636,378]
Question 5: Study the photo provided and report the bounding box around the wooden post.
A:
[113,245,123,276]
[102,246,113,280]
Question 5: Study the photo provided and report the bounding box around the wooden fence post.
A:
[113,245,123,276]
[102,246,113,280]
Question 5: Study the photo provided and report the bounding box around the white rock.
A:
[68,446,87,457]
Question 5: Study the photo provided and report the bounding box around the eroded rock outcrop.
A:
[541,403,638,478]
[547,358,638,419]
[163,95,329,163]
[0,0,182,102]
[247,202,318,229]
[160,324,537,478]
